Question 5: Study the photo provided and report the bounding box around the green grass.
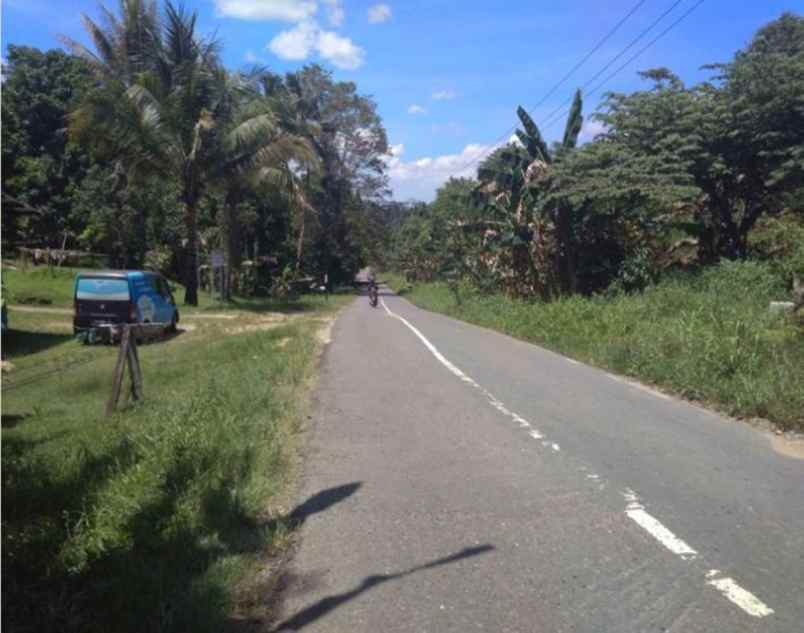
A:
[2,294,352,632]
[1,263,234,311]
[2,265,81,307]
[386,261,804,432]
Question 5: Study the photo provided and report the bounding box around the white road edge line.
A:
[380,297,557,451]
[705,570,775,618]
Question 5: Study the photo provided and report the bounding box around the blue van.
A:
[73,270,179,336]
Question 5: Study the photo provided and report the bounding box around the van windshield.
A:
[76,277,130,301]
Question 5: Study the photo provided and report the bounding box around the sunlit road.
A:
[273,288,804,632]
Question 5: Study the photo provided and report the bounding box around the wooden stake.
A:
[106,326,130,417]
[127,333,143,401]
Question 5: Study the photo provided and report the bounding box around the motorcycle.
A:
[368,281,379,307]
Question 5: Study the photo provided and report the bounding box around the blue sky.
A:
[2,0,799,200]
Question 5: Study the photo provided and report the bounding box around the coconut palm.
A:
[68,1,228,305]
[209,70,319,295]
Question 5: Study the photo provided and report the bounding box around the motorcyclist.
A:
[367,269,378,306]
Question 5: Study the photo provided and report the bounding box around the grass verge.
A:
[2,293,352,632]
[385,261,803,432]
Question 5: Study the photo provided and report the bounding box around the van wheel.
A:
[168,314,178,334]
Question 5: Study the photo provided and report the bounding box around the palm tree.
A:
[68,1,226,305]
[209,70,319,296]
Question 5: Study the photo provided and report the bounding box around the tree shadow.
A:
[1,329,73,358]
[272,544,495,631]
[1,413,30,428]
[2,385,365,633]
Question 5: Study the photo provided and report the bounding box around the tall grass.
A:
[388,261,803,431]
[2,299,348,632]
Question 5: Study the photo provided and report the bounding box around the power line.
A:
[538,0,687,132]
[541,0,706,132]
[447,0,650,177]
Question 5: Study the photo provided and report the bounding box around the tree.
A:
[600,13,804,262]
[278,65,390,284]
[1,46,94,249]
[69,1,230,305]
[475,90,583,296]
[206,70,318,297]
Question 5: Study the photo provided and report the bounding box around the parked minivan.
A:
[73,270,179,336]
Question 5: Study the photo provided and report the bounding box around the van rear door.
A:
[75,276,132,326]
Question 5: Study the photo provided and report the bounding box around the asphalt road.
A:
[274,288,804,632]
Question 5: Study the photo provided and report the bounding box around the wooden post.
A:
[106,326,131,417]
[127,331,143,401]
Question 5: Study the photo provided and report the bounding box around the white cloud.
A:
[316,29,364,69]
[385,141,505,201]
[323,0,344,26]
[578,119,607,144]
[431,89,457,101]
[367,3,392,24]
[215,0,317,22]
[407,104,426,115]
[269,20,318,60]
[268,20,365,69]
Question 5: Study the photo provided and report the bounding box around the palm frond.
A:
[516,106,551,163]
[562,89,584,150]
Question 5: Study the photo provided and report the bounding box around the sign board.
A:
[210,250,224,268]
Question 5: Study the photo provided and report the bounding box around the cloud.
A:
[269,21,318,60]
[215,0,317,22]
[323,0,344,26]
[268,20,365,69]
[431,89,457,101]
[578,119,607,144]
[367,3,392,24]
[385,141,505,201]
[316,29,364,69]
[407,104,426,115]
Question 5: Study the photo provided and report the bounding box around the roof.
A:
[76,270,156,279]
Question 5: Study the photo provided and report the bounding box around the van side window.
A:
[157,278,172,299]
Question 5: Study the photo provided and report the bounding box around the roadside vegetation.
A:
[2,292,350,632]
[388,260,804,432]
[389,14,804,432]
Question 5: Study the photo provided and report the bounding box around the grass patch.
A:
[2,294,352,632]
[386,261,804,432]
[1,263,234,311]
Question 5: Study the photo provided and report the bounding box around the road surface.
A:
[273,288,804,632]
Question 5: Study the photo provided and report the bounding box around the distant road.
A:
[282,288,804,631]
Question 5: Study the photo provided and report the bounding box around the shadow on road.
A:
[287,482,363,527]
[272,544,495,631]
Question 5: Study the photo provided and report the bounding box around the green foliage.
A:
[1,46,95,247]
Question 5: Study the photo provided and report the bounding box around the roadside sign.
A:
[210,250,224,268]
